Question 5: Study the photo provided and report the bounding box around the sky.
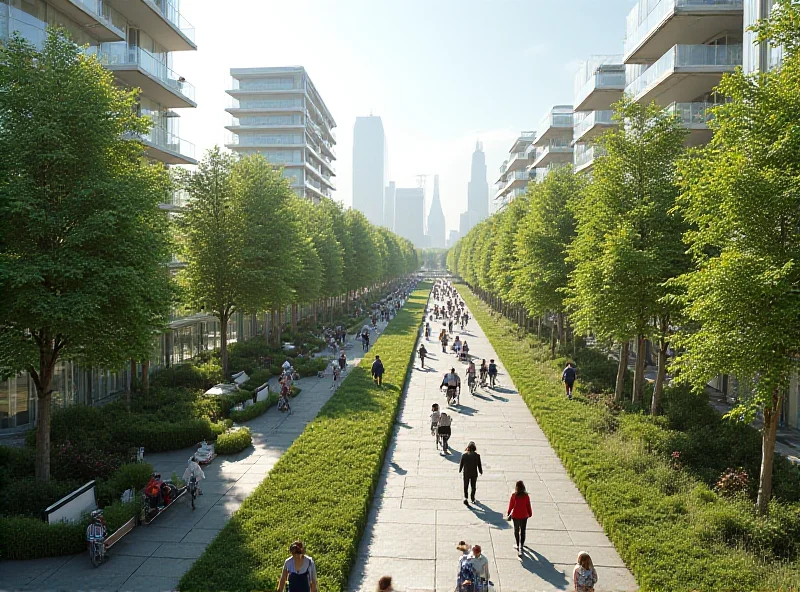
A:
[172,0,635,234]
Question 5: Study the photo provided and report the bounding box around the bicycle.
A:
[188,475,198,510]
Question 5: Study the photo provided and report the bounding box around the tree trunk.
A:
[632,334,646,404]
[651,322,668,415]
[34,345,57,481]
[549,319,557,359]
[557,312,565,347]
[291,303,298,335]
[127,358,135,408]
[757,390,782,516]
[614,341,629,403]
[220,312,229,381]
[142,359,150,393]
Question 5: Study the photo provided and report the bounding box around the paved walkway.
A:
[348,294,638,592]
[0,323,388,592]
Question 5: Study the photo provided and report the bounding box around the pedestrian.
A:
[562,361,577,400]
[376,576,394,591]
[441,331,449,354]
[362,329,370,352]
[372,355,385,386]
[467,544,490,586]
[506,480,533,556]
[459,441,483,506]
[276,541,318,592]
[573,551,598,592]
[418,343,428,369]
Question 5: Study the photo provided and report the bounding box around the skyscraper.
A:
[467,141,489,226]
[384,182,396,232]
[352,115,386,226]
[394,187,425,248]
[426,175,446,249]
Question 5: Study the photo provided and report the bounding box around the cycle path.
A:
[0,323,388,592]
[348,294,638,592]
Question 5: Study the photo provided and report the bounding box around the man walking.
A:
[459,441,483,505]
[562,361,577,400]
[371,355,385,386]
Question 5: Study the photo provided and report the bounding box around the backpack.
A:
[458,555,478,591]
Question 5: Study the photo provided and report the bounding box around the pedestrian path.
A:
[348,294,638,592]
[0,324,388,592]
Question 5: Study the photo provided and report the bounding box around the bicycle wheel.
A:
[90,542,102,568]
[190,485,196,510]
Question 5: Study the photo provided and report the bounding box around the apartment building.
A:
[494,132,535,210]
[0,0,200,430]
[528,105,573,182]
[225,66,336,204]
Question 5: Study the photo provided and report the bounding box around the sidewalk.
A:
[348,296,638,592]
[0,325,387,592]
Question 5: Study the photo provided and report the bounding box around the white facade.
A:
[384,181,396,232]
[495,132,535,210]
[394,187,425,248]
[225,66,336,203]
[529,105,573,182]
[352,115,386,226]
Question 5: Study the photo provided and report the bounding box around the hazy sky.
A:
[173,0,634,233]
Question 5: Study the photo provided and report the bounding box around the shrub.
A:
[0,516,85,559]
[229,394,277,423]
[0,446,34,479]
[110,418,220,453]
[180,283,430,592]
[715,467,750,498]
[151,363,216,390]
[51,439,122,482]
[0,478,81,518]
[215,427,252,454]
[103,463,153,501]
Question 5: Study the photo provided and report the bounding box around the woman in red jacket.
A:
[506,480,533,556]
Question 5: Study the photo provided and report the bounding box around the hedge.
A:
[458,285,800,592]
[179,282,430,591]
[215,427,252,455]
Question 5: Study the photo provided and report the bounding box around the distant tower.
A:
[426,175,446,249]
[466,140,489,230]
[352,116,386,226]
[384,182,396,231]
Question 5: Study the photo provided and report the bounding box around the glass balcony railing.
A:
[145,0,196,43]
[574,110,616,139]
[625,0,743,57]
[87,44,196,103]
[164,189,191,208]
[507,151,529,164]
[625,44,742,99]
[230,77,302,92]
[72,0,126,34]
[666,101,715,126]
[143,126,195,159]
[575,144,605,168]
[536,108,574,140]
[574,68,626,109]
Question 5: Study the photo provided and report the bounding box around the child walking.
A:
[573,551,598,592]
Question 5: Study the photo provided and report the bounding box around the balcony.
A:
[574,144,605,173]
[107,0,196,51]
[574,63,626,112]
[89,44,196,108]
[532,139,573,168]
[510,131,537,153]
[534,107,574,146]
[48,0,125,41]
[573,110,617,143]
[667,101,715,145]
[624,0,743,64]
[625,44,742,106]
[140,126,196,165]
[506,151,531,172]
[159,189,190,212]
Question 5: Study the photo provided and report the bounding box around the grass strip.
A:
[180,283,430,592]
[459,284,799,592]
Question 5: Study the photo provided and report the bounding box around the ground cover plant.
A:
[459,285,800,592]
[179,283,430,592]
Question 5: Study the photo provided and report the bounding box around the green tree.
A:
[568,98,687,403]
[0,31,173,480]
[672,0,800,515]
[491,196,528,312]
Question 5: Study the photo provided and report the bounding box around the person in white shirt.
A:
[183,456,205,495]
[430,403,441,437]
[468,544,490,584]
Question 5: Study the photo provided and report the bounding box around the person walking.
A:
[371,355,385,386]
[562,361,577,400]
[459,441,483,506]
[418,343,428,369]
[573,551,598,592]
[276,541,318,592]
[506,480,533,556]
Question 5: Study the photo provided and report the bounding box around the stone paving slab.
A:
[347,293,638,592]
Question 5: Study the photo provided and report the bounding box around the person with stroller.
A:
[441,367,461,405]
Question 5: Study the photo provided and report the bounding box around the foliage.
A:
[460,285,800,590]
[179,283,430,592]
[214,427,252,455]
[715,468,751,498]
[228,394,277,423]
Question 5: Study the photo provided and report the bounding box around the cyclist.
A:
[461,340,470,362]
[441,367,461,405]
[418,343,428,369]
[430,403,441,439]
[466,361,477,395]
[183,455,205,497]
[488,359,498,388]
[437,411,452,454]
[479,359,488,387]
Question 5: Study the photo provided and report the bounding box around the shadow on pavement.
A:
[454,404,477,416]
[470,500,511,529]
[521,548,571,588]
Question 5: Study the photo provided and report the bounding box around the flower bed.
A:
[458,285,800,591]
[179,283,430,592]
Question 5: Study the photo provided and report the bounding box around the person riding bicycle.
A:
[278,379,291,412]
[86,509,107,550]
[430,403,440,437]
[461,340,470,362]
[441,367,461,404]
[418,344,428,368]
[183,455,205,496]
[488,360,498,387]
[466,361,477,394]
[437,411,452,454]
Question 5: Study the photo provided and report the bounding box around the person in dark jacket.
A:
[562,362,577,399]
[371,355,385,386]
[459,441,483,505]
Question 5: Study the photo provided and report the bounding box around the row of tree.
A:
[448,1,800,515]
[0,30,417,481]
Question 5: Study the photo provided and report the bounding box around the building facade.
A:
[494,132,535,210]
[384,181,396,231]
[225,66,336,204]
[530,105,573,182]
[426,175,446,248]
[352,115,386,226]
[394,187,426,248]
[466,141,489,226]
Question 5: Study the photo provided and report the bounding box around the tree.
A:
[568,98,687,403]
[491,196,528,312]
[0,30,173,480]
[514,168,585,352]
[672,0,800,515]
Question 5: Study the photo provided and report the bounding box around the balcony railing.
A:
[575,144,605,168]
[574,110,616,140]
[625,44,743,99]
[144,0,196,43]
[230,77,302,91]
[143,126,195,159]
[73,0,127,35]
[574,68,626,109]
[666,101,715,126]
[88,44,195,103]
[536,108,573,141]
[625,0,743,58]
